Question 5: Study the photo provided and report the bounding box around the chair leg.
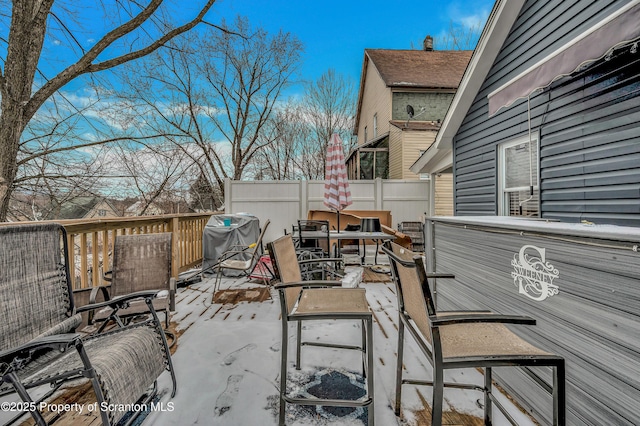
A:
[3,372,48,426]
[366,316,375,426]
[279,318,289,426]
[554,361,566,426]
[394,315,405,416]
[484,367,492,425]
[361,319,366,376]
[432,366,444,426]
[295,320,302,370]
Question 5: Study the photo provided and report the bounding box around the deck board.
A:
[4,275,536,426]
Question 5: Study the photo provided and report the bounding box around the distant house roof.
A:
[365,49,472,89]
[354,49,472,132]
[46,196,116,220]
[125,200,164,216]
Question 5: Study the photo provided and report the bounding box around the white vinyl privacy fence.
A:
[224,178,430,243]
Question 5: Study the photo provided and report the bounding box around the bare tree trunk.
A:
[0,0,53,219]
[0,0,217,221]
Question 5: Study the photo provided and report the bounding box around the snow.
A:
[0,250,538,426]
[146,273,537,426]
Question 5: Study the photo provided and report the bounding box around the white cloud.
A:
[446,2,491,29]
[458,12,488,29]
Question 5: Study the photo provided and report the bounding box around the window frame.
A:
[373,113,378,138]
[497,132,541,217]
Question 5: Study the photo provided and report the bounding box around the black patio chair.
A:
[0,223,176,426]
[270,234,374,426]
[382,241,565,426]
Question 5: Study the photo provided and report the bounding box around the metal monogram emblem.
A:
[511,244,559,301]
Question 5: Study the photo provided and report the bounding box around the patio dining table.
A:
[294,230,396,264]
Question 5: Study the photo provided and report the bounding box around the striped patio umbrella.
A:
[324,133,352,232]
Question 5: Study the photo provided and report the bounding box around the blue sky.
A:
[207,0,493,87]
[15,0,495,146]
[26,0,494,100]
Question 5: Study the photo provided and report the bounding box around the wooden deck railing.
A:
[4,213,217,289]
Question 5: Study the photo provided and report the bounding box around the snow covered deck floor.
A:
[145,272,538,426]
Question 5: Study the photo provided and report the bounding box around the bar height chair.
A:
[270,234,374,426]
[382,241,565,426]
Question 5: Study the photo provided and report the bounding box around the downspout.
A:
[519,94,535,215]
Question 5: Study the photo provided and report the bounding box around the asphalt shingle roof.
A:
[366,49,472,89]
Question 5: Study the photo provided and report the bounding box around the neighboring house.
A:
[348,38,471,215]
[45,196,119,220]
[124,200,165,216]
[412,0,640,226]
[7,192,49,221]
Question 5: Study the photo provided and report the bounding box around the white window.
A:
[364,126,368,142]
[373,114,378,138]
[498,134,540,217]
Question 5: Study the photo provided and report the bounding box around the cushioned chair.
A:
[213,219,270,293]
[92,233,175,331]
[0,223,176,426]
[270,234,374,426]
[382,241,565,426]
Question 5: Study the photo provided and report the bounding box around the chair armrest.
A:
[0,334,81,364]
[425,272,455,279]
[87,285,111,324]
[227,244,253,251]
[429,313,537,327]
[274,280,343,290]
[76,290,160,313]
[89,285,111,304]
[219,249,252,262]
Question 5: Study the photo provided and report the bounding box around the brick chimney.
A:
[423,35,433,51]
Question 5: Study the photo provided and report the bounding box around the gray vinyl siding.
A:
[453,0,640,225]
[430,218,640,426]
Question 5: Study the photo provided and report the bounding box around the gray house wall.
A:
[430,217,640,426]
[391,92,454,122]
[452,0,640,226]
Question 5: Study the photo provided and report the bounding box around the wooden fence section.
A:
[4,213,215,289]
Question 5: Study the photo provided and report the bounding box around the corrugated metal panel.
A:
[431,219,640,425]
[453,0,640,226]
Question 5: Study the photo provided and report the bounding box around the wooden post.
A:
[171,217,180,280]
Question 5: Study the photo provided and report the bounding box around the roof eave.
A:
[353,52,371,135]
[411,0,526,174]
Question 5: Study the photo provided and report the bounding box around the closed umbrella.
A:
[323,133,353,232]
